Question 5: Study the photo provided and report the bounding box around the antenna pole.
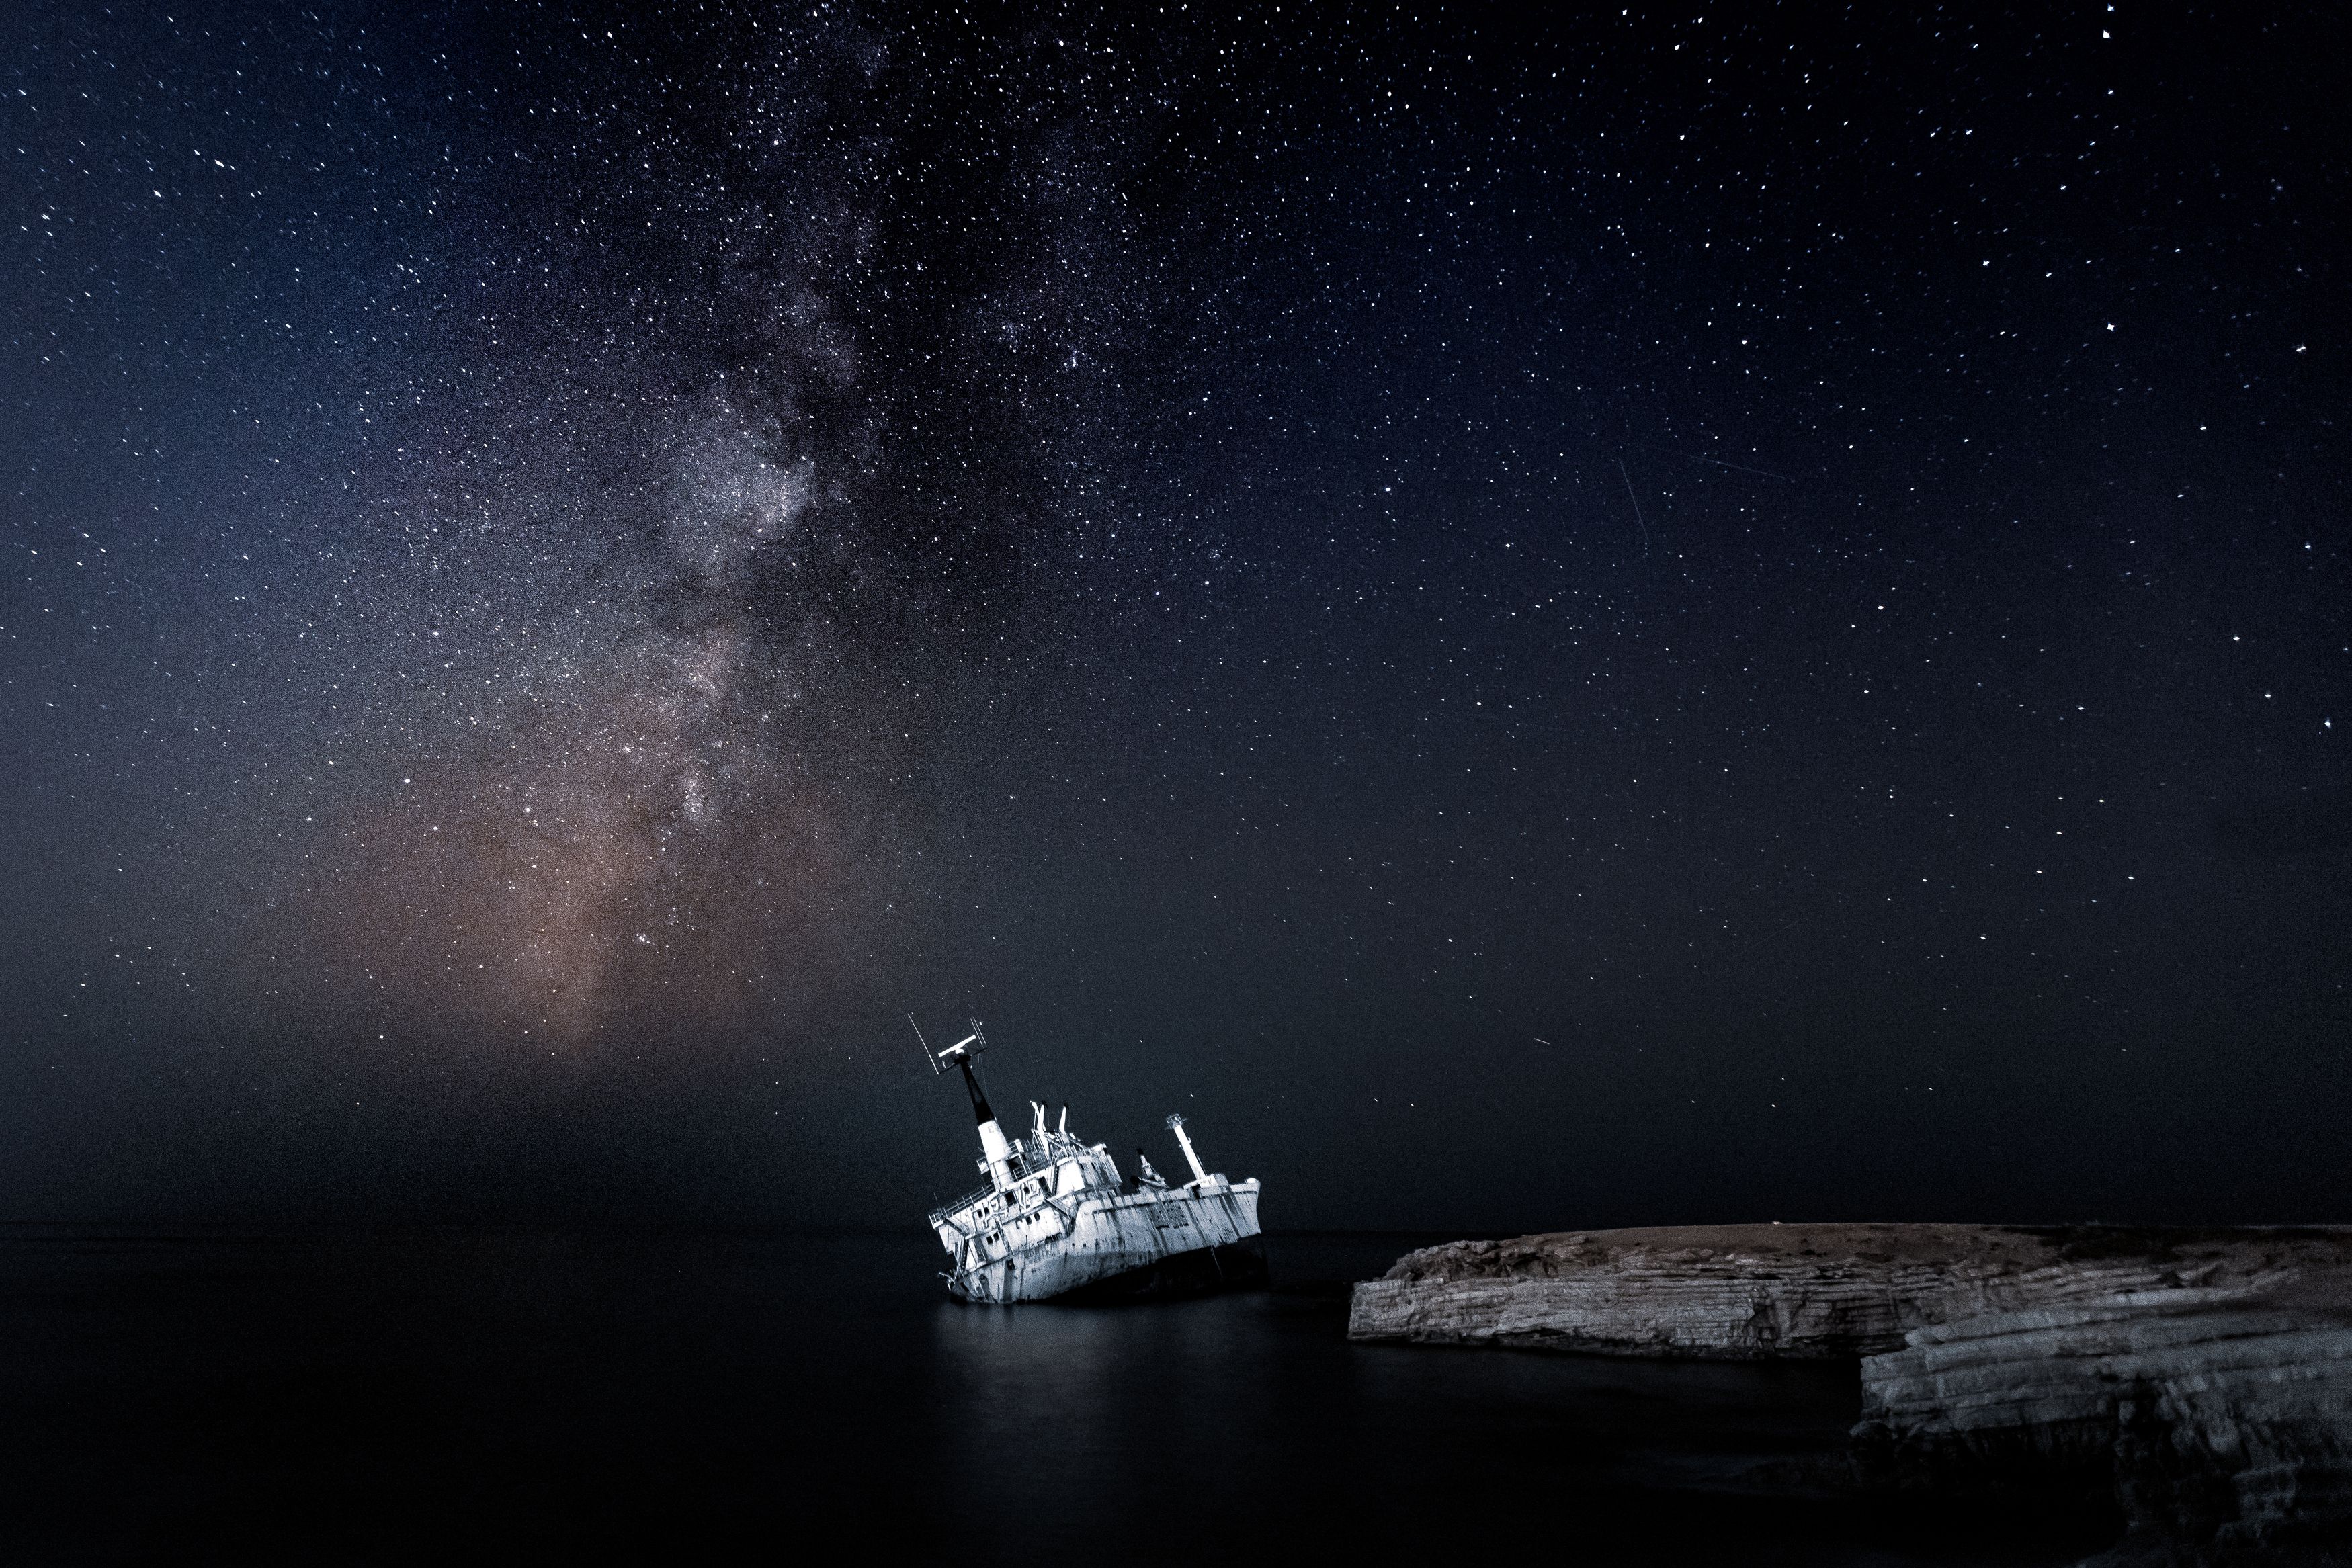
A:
[908,1014,941,1076]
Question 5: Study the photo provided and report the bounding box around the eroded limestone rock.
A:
[1348,1223,2339,1359]
[1348,1223,2352,1561]
[1856,1278,2352,1564]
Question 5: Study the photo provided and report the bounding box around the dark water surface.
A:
[1,1227,2116,1564]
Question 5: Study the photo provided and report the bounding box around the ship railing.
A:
[928,1135,1103,1229]
[929,1181,997,1229]
[926,1152,1046,1229]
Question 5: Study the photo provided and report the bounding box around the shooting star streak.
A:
[1634,440,1796,483]
[1615,457,1650,558]
[1693,454,1794,482]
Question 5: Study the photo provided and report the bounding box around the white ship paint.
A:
[914,1018,1265,1304]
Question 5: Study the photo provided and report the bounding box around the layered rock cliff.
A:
[1349,1223,2352,1561]
[1855,1276,2352,1563]
[1347,1223,2343,1358]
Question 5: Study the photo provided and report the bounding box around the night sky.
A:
[5,3,2345,1231]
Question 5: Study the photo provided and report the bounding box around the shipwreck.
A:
[915,1017,1265,1304]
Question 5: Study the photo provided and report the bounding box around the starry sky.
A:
[5,2,2346,1229]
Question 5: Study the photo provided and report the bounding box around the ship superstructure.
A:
[915,1018,1265,1304]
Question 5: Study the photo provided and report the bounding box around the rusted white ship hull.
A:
[915,1017,1265,1305]
[943,1176,1264,1305]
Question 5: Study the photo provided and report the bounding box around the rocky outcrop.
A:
[1856,1278,2352,1564]
[1349,1223,2352,1563]
[1347,1223,2344,1359]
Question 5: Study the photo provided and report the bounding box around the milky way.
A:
[233,14,1177,1041]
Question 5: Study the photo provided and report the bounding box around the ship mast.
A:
[912,1015,1014,1191]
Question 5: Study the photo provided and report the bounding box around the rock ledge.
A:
[1350,1223,2352,1562]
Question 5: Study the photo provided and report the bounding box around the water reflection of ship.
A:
[913,1017,1266,1304]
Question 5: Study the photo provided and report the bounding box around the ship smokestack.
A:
[975,1114,1013,1186]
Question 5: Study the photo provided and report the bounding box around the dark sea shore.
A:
[0,1225,2124,1565]
[1355,1223,2352,1565]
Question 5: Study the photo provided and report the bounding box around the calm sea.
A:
[0,1227,2115,1563]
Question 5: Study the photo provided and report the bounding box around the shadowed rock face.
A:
[1350,1224,2352,1563]
[1855,1276,2352,1566]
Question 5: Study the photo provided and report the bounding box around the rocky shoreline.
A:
[1349,1223,2352,1563]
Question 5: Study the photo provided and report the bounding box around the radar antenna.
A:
[909,1013,997,1128]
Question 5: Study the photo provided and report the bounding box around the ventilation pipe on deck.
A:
[1166,1113,1210,1186]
